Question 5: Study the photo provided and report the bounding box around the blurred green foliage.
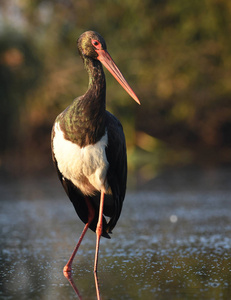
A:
[0,0,231,176]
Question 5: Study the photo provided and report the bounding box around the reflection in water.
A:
[63,271,82,300]
[1,168,231,299]
[63,267,102,299]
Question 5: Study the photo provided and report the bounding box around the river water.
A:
[1,166,231,299]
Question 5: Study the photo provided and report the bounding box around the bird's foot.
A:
[63,264,72,277]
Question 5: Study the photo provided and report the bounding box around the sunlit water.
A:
[1,167,231,299]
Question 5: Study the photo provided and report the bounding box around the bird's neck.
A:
[85,57,106,104]
[59,58,106,147]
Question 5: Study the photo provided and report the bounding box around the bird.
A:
[51,30,140,282]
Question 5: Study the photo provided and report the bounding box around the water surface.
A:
[1,167,231,299]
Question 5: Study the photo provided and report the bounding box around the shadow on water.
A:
[1,166,231,299]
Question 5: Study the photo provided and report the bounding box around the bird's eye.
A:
[92,39,101,49]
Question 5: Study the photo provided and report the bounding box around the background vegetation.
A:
[0,0,231,179]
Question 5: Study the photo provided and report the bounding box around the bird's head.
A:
[77,31,106,60]
[77,31,140,105]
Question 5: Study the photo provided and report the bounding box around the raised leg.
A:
[94,191,105,300]
[63,197,95,274]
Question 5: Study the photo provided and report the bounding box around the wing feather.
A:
[105,111,127,233]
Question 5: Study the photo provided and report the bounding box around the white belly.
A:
[53,122,109,195]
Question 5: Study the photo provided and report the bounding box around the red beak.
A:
[96,49,140,105]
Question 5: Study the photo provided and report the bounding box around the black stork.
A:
[51,30,140,283]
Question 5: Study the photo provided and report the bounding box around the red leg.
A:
[94,191,105,300]
[94,191,105,273]
[63,197,95,274]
